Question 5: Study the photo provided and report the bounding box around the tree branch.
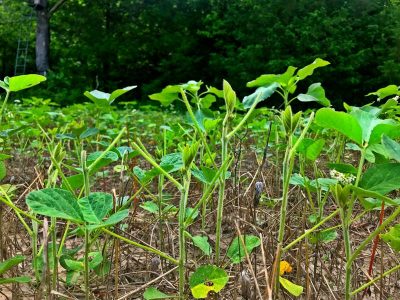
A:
[48,0,68,18]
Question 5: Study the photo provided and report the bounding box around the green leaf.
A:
[382,135,400,162]
[8,74,46,92]
[143,287,172,300]
[381,224,400,251]
[87,151,119,172]
[367,85,399,100]
[109,86,137,103]
[328,163,357,175]
[297,58,330,80]
[310,229,338,244]
[360,197,400,210]
[0,255,25,275]
[87,209,129,230]
[78,192,113,224]
[0,276,31,284]
[297,83,330,106]
[26,188,83,223]
[315,108,363,145]
[189,265,229,299]
[79,128,99,139]
[243,82,279,109]
[200,94,216,108]
[84,90,110,107]
[223,79,236,113]
[279,276,303,297]
[64,259,84,271]
[227,235,261,264]
[0,161,6,181]
[88,252,103,269]
[148,85,181,106]
[305,139,325,161]
[140,201,159,214]
[66,270,80,286]
[191,235,212,256]
[360,163,400,195]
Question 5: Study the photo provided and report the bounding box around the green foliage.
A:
[0,255,30,285]
[189,265,228,299]
[143,287,172,300]
[227,235,261,264]
[381,224,400,252]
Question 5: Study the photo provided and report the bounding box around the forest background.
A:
[1,0,400,107]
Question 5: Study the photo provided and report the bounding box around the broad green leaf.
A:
[381,224,400,251]
[78,192,113,224]
[88,252,103,269]
[143,287,172,300]
[64,259,84,271]
[242,82,279,109]
[382,135,400,162]
[62,174,84,190]
[315,108,362,145]
[328,163,357,175]
[0,276,31,284]
[84,90,110,107]
[191,109,214,132]
[279,276,303,297]
[207,86,223,98]
[367,85,399,100]
[305,139,325,161]
[309,229,337,244]
[0,255,25,275]
[140,201,159,214]
[191,167,230,185]
[360,163,400,195]
[0,154,12,160]
[227,235,261,264]
[109,86,137,103]
[0,161,6,181]
[87,151,119,171]
[26,188,83,222]
[360,197,400,210]
[297,83,330,107]
[66,270,80,286]
[200,94,216,108]
[8,74,46,92]
[191,235,212,256]
[87,209,129,230]
[189,265,229,299]
[247,74,279,88]
[297,58,330,80]
[148,85,181,106]
[79,128,99,139]
[369,123,400,145]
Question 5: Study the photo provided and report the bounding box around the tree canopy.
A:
[1,0,400,106]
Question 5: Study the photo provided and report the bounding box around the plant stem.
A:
[350,263,400,296]
[0,90,10,126]
[101,228,179,265]
[178,173,190,299]
[82,151,90,300]
[215,117,228,265]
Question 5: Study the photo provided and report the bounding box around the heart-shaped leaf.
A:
[78,192,113,224]
[243,82,279,109]
[227,235,261,264]
[360,163,400,195]
[189,265,228,299]
[26,188,83,223]
[8,74,46,92]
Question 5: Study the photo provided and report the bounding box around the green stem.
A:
[132,141,183,191]
[178,173,190,299]
[82,151,90,300]
[351,263,400,296]
[0,90,10,126]
[101,228,178,265]
[215,121,228,265]
[283,209,340,252]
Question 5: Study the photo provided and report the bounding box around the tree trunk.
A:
[35,0,49,75]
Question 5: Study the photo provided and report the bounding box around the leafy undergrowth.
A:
[1,69,400,300]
